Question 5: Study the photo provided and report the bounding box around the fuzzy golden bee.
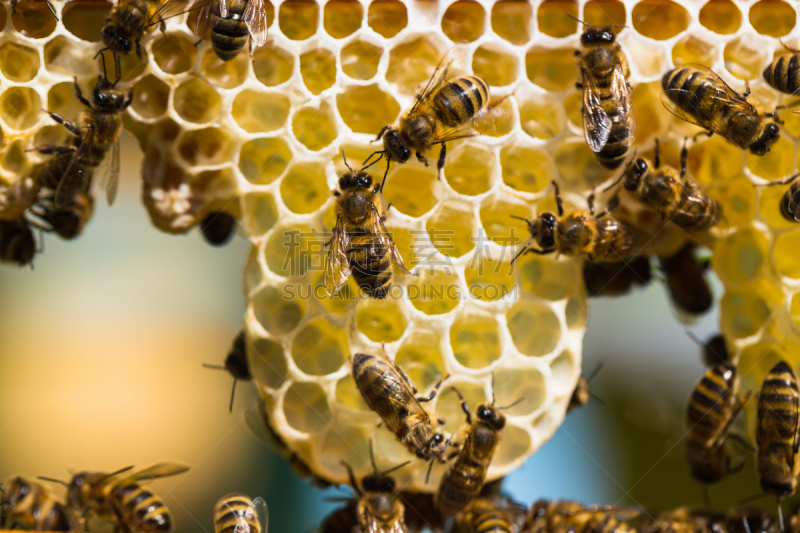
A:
[526,500,634,533]
[757,360,800,529]
[33,63,132,209]
[339,447,410,533]
[0,218,37,267]
[99,0,197,57]
[324,154,412,299]
[511,181,640,264]
[40,463,189,533]
[366,54,501,180]
[352,352,450,466]
[1,477,77,532]
[606,140,720,231]
[582,256,652,298]
[574,21,635,169]
[200,211,237,246]
[204,329,250,412]
[193,0,269,61]
[212,494,268,533]
[684,364,748,497]
[764,42,800,97]
[659,244,713,319]
[662,65,780,156]
[436,384,519,515]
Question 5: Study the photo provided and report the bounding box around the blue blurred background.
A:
[0,134,760,532]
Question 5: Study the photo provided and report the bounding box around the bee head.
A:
[224,342,250,381]
[536,212,557,249]
[66,474,88,508]
[749,122,780,156]
[3,478,28,507]
[581,26,616,46]
[623,157,649,191]
[476,402,506,430]
[360,474,395,494]
[101,25,133,55]
[382,128,411,164]
[200,211,236,246]
[93,82,127,110]
[338,171,373,191]
[528,499,550,522]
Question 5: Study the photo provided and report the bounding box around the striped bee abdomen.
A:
[764,53,800,95]
[434,75,490,128]
[471,509,514,533]
[210,0,249,62]
[780,182,800,222]
[757,360,800,496]
[687,365,737,443]
[213,494,262,533]
[111,482,173,533]
[596,99,634,170]
[758,361,799,441]
[347,233,392,299]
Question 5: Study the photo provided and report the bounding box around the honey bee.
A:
[567,363,605,414]
[193,0,269,61]
[659,243,713,319]
[204,330,250,412]
[352,351,450,466]
[365,54,502,181]
[40,463,189,533]
[212,494,268,533]
[510,181,640,264]
[99,0,199,58]
[1,477,77,532]
[0,218,37,267]
[662,65,781,156]
[574,20,635,169]
[324,153,413,299]
[33,59,132,209]
[582,256,652,298]
[454,498,527,533]
[757,360,800,530]
[200,211,237,246]
[685,364,750,505]
[605,140,721,231]
[339,445,410,533]
[687,331,730,368]
[755,172,800,223]
[763,42,800,97]
[526,500,635,533]
[436,382,520,515]
[636,508,725,533]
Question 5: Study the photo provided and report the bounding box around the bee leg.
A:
[760,171,800,187]
[450,386,472,425]
[73,78,92,109]
[417,373,450,403]
[654,138,661,169]
[416,151,428,166]
[526,247,556,255]
[436,143,447,180]
[45,112,82,137]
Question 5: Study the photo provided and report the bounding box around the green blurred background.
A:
[0,134,772,532]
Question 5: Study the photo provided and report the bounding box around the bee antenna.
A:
[686,330,704,347]
[341,149,353,172]
[361,151,384,171]
[340,460,362,497]
[93,47,109,60]
[229,378,238,413]
[202,363,226,371]
[100,51,108,82]
[738,492,769,505]
[113,52,121,86]
[566,13,589,26]
[586,362,604,382]
[37,476,68,486]
[491,373,496,405]
[101,465,134,481]
[498,397,524,411]
[380,460,411,477]
[509,215,533,225]
[369,439,378,474]
[425,459,435,484]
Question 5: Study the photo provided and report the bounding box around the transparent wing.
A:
[582,72,611,153]
[662,63,755,136]
[98,138,120,206]
[54,130,93,208]
[149,0,209,26]
[409,52,457,114]
[244,400,288,454]
[246,496,268,533]
[193,0,212,37]
[124,462,190,483]
[610,62,635,147]
[369,206,412,276]
[218,0,227,18]
[323,216,351,296]
[243,0,269,47]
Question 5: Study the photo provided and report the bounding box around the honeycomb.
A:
[2,0,799,498]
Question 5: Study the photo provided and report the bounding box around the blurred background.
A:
[0,134,767,532]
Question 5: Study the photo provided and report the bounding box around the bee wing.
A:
[54,128,93,208]
[323,216,351,296]
[218,0,227,18]
[611,61,635,147]
[581,72,612,153]
[149,0,210,26]
[244,400,287,453]
[96,138,120,206]
[246,496,268,533]
[122,462,190,483]
[409,54,457,114]
[370,204,412,275]
[662,63,755,136]
[243,0,269,47]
